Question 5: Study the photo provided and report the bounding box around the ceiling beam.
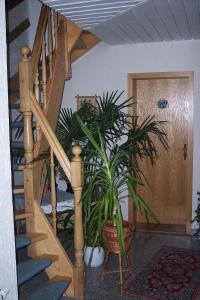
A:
[71,31,100,63]
[67,19,83,52]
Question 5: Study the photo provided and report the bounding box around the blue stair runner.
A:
[16,235,69,298]
[16,237,31,250]
[28,281,69,300]
[11,122,24,128]
[9,103,20,109]
[8,88,19,94]
[12,163,23,172]
[17,259,52,286]
[12,99,69,299]
[11,141,24,149]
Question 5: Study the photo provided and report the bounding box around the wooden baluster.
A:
[48,10,53,79]
[19,47,35,231]
[42,37,47,109]
[34,68,41,141]
[50,147,57,235]
[71,145,85,299]
[53,11,58,49]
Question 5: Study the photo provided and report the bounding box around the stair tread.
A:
[11,141,24,149]
[12,163,25,171]
[11,122,24,128]
[17,258,52,286]
[11,121,36,128]
[16,236,31,250]
[27,281,69,300]
[15,210,34,220]
[8,88,19,94]
[19,232,48,243]
[49,275,72,284]
[9,103,20,109]
[35,254,59,263]
[13,185,24,195]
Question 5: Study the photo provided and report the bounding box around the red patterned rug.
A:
[125,246,200,300]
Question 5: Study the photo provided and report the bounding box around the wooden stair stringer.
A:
[28,200,74,298]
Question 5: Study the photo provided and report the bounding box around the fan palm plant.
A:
[56,91,168,253]
[77,112,168,254]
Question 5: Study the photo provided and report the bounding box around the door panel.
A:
[128,73,193,233]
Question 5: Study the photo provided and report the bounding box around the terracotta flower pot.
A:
[103,220,135,253]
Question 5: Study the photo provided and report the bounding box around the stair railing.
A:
[19,4,85,298]
[30,90,85,299]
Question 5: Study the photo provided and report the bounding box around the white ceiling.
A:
[41,0,200,45]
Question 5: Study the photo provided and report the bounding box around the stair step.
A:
[15,210,34,220]
[17,258,52,286]
[35,254,59,263]
[8,88,19,94]
[12,163,25,171]
[11,121,36,129]
[19,232,48,244]
[49,275,72,284]
[27,281,69,300]
[9,102,20,109]
[13,185,24,195]
[11,122,24,128]
[11,141,23,149]
[15,236,31,250]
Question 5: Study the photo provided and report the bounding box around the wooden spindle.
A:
[50,147,57,235]
[48,10,53,78]
[42,37,47,109]
[34,69,41,141]
[71,145,85,299]
[53,11,58,49]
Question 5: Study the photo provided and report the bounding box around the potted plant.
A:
[56,91,168,261]
[192,192,200,239]
[77,115,166,255]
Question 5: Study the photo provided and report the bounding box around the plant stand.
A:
[101,221,135,294]
[100,250,134,294]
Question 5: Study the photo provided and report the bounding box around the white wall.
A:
[27,0,42,48]
[7,0,29,77]
[0,1,18,299]
[62,40,200,220]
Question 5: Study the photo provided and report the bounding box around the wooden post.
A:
[19,47,35,224]
[48,10,53,79]
[50,147,57,235]
[64,18,72,80]
[34,68,41,141]
[42,37,47,109]
[53,10,58,49]
[71,145,85,299]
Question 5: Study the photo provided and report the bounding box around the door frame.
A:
[128,71,193,232]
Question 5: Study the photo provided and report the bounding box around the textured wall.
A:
[62,39,200,220]
[0,1,18,299]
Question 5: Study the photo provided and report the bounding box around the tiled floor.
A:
[64,231,200,300]
[19,231,200,300]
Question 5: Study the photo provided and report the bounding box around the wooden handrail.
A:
[30,91,71,182]
[31,5,48,86]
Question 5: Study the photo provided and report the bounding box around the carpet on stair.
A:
[17,259,52,286]
[16,237,31,250]
[28,281,69,300]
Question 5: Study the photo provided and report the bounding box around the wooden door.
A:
[128,72,193,234]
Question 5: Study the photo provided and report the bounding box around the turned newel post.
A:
[19,47,34,217]
[71,145,85,299]
[20,47,33,166]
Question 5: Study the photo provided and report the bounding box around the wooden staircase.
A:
[9,2,100,299]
